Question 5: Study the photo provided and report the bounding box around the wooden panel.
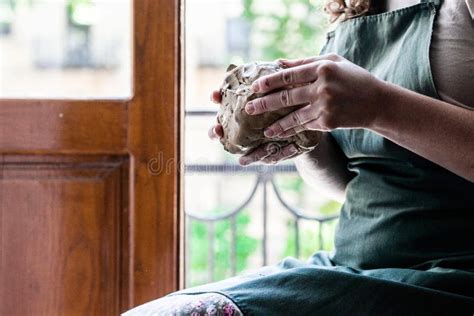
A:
[0,156,128,315]
[0,99,128,155]
[127,0,182,307]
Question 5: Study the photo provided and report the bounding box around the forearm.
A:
[370,81,474,182]
[294,132,354,202]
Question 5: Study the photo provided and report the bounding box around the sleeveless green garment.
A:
[174,1,474,314]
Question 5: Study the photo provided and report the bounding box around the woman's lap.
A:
[124,253,474,315]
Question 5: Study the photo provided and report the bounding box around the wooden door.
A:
[0,0,182,314]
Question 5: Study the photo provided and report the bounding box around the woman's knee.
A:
[122,292,243,316]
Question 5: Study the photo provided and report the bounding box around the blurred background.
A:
[0,0,340,288]
[184,0,341,287]
[0,0,131,98]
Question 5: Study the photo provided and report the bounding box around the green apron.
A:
[175,1,474,314]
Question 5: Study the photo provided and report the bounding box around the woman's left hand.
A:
[245,54,385,139]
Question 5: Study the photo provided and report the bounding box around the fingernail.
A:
[245,102,255,114]
[264,129,275,138]
[251,83,260,93]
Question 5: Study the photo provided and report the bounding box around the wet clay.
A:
[218,62,321,155]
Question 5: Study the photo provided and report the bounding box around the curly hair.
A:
[325,0,373,22]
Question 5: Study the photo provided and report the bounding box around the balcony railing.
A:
[184,110,340,286]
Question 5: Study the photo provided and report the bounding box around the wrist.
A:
[367,79,396,133]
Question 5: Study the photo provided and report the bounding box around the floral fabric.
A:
[122,293,243,316]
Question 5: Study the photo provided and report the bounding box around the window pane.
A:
[0,0,131,98]
[184,0,339,288]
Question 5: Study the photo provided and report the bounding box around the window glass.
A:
[184,0,339,287]
[0,0,131,98]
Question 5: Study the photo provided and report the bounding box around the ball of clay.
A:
[217,62,321,155]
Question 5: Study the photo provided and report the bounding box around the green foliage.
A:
[283,218,339,259]
[320,200,342,215]
[4,0,93,22]
[5,0,53,8]
[0,0,17,26]
[68,0,92,12]
[278,177,341,260]
[67,0,93,26]
[188,210,258,286]
[0,0,15,9]
[242,0,329,60]
[277,174,305,193]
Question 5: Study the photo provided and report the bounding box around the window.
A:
[184,0,340,287]
[0,0,131,98]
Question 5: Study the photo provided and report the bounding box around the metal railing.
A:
[184,111,339,285]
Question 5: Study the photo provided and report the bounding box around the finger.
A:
[253,55,342,94]
[239,142,282,166]
[251,63,319,94]
[261,144,299,164]
[277,54,341,68]
[210,90,222,104]
[208,124,223,140]
[279,129,297,138]
[278,125,305,138]
[264,105,316,138]
[245,85,312,115]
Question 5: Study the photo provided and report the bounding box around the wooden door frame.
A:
[0,0,183,311]
[127,0,183,308]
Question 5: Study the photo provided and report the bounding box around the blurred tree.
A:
[189,210,258,286]
[283,219,339,259]
[1,0,15,9]
[67,0,94,27]
[0,0,15,34]
[243,0,329,60]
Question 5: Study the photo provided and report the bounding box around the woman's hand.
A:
[245,54,384,139]
[208,90,300,165]
[242,54,474,181]
[207,90,225,141]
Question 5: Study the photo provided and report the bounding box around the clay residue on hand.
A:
[218,62,321,155]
